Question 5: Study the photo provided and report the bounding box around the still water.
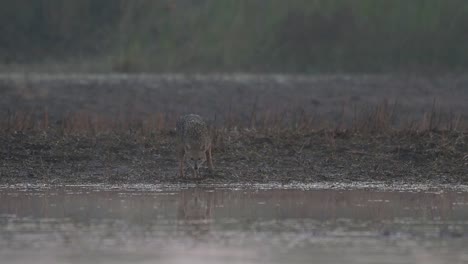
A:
[1,185,468,264]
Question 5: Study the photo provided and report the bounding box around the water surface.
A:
[1,186,468,264]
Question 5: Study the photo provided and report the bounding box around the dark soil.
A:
[0,130,466,185]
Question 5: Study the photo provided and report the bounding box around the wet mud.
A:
[0,130,466,185]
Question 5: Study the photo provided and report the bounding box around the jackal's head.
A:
[185,144,206,172]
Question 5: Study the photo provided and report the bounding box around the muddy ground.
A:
[0,130,467,185]
[0,74,466,185]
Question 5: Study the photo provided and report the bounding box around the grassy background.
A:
[1,0,468,73]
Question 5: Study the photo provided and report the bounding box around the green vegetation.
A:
[1,0,468,72]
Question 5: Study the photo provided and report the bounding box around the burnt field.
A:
[0,74,467,185]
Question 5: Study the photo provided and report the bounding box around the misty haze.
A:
[0,1,467,264]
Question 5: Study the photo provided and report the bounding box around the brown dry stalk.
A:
[0,104,466,136]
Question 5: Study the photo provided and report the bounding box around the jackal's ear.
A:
[185,144,191,150]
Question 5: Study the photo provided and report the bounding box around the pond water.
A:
[1,185,468,264]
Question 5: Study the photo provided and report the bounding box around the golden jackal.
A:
[176,114,213,178]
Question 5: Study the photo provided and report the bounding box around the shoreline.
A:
[1,130,466,186]
[2,182,468,192]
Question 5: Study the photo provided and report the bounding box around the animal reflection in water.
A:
[177,188,215,238]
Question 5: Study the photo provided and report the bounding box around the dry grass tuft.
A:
[0,102,466,137]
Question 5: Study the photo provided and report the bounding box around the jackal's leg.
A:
[179,158,185,178]
[178,147,185,178]
[206,145,214,171]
